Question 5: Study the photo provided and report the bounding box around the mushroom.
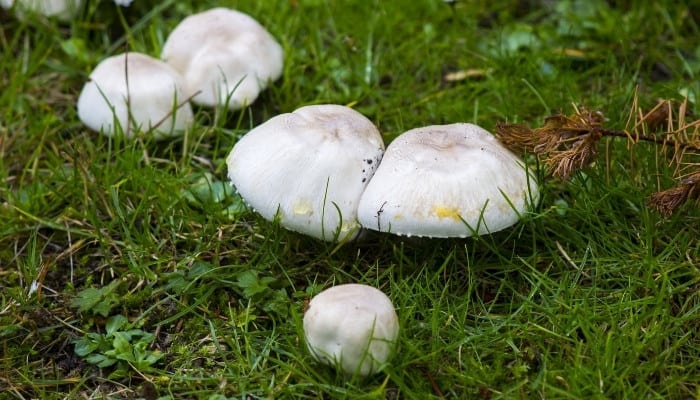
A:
[226,104,384,242]
[0,0,83,20]
[161,7,284,110]
[357,123,539,238]
[76,52,194,138]
[1,0,131,19]
[303,283,399,376]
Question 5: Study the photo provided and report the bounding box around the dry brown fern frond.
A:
[647,171,700,217]
[495,105,607,179]
[495,94,700,216]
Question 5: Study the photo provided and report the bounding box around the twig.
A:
[601,129,700,152]
[425,370,445,397]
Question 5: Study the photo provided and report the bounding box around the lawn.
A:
[1,0,700,399]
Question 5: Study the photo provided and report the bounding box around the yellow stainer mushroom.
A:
[161,7,284,110]
[357,123,539,238]
[226,104,385,242]
[303,283,399,377]
[76,52,194,138]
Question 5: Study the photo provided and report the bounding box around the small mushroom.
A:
[357,123,539,238]
[161,7,284,110]
[226,104,384,242]
[303,283,399,376]
[0,0,82,20]
[76,52,194,138]
[1,0,132,19]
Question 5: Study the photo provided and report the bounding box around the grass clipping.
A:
[494,99,700,217]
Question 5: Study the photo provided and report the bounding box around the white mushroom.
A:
[76,52,194,138]
[1,0,131,19]
[303,283,399,376]
[161,7,284,110]
[226,104,384,242]
[357,123,539,238]
[0,0,82,20]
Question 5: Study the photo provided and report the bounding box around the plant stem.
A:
[602,129,700,153]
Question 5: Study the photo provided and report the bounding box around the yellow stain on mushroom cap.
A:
[293,200,313,215]
[339,220,359,234]
[433,205,462,221]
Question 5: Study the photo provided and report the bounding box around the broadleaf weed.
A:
[72,314,163,378]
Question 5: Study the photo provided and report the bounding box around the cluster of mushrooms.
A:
[11,3,541,378]
[75,7,284,138]
[226,103,539,376]
[228,105,540,243]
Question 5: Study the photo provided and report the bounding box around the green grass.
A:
[1,0,700,398]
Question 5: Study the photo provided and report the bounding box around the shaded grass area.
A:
[1,0,699,398]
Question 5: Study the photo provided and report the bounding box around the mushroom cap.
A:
[303,283,399,376]
[357,123,539,238]
[161,7,284,109]
[226,104,384,242]
[76,52,194,138]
